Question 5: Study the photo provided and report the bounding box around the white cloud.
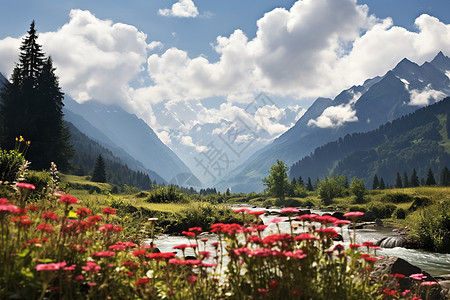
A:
[148,41,164,51]
[180,135,207,152]
[307,104,358,128]
[0,10,150,107]
[159,0,199,18]
[157,130,172,145]
[409,84,446,106]
[138,0,450,106]
[0,37,21,78]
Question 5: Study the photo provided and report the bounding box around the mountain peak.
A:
[430,51,450,70]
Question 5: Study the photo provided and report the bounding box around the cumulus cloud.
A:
[409,84,446,106]
[307,104,358,128]
[159,0,199,18]
[0,9,150,107]
[136,0,450,106]
[0,37,20,78]
[180,135,207,152]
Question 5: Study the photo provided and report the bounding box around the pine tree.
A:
[379,177,385,190]
[425,168,436,186]
[0,21,73,170]
[395,172,403,188]
[372,174,379,190]
[306,177,314,191]
[297,176,304,186]
[92,155,106,183]
[402,172,409,188]
[440,166,450,186]
[409,169,420,187]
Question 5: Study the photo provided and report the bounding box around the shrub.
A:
[366,202,396,219]
[262,199,274,207]
[410,202,450,253]
[383,193,413,203]
[392,208,406,219]
[409,197,432,211]
[145,186,189,203]
[0,149,24,182]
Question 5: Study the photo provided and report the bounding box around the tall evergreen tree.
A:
[372,174,379,190]
[425,168,436,186]
[306,177,314,191]
[409,169,420,187]
[0,21,72,170]
[402,172,409,188]
[395,172,403,188]
[297,176,304,186]
[379,177,385,190]
[92,155,107,183]
[440,166,450,186]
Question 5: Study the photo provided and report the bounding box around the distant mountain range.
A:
[63,97,201,186]
[217,52,450,192]
[290,97,450,186]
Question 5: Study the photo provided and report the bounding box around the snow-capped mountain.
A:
[217,52,450,193]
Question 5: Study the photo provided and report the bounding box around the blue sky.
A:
[1,0,449,61]
[0,0,449,183]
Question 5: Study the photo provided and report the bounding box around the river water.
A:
[150,207,450,277]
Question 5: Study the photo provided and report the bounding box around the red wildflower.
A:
[26,205,39,211]
[189,226,202,232]
[280,207,299,214]
[36,262,66,271]
[16,182,35,190]
[92,251,116,257]
[247,235,263,244]
[268,280,279,290]
[410,273,427,280]
[60,195,78,204]
[316,215,339,224]
[135,278,149,286]
[42,211,59,220]
[294,233,317,241]
[363,241,374,247]
[285,250,307,259]
[251,225,268,231]
[0,199,12,205]
[421,281,438,286]
[146,252,176,260]
[187,275,197,284]
[334,219,351,226]
[233,208,251,213]
[173,244,197,250]
[393,273,406,279]
[383,289,397,296]
[182,231,196,237]
[99,224,114,232]
[102,207,116,215]
[132,249,146,257]
[270,217,285,223]
[295,214,318,222]
[113,225,123,232]
[350,244,362,249]
[0,204,18,212]
[363,256,377,263]
[82,261,101,273]
[76,207,91,217]
[199,251,210,259]
[315,228,338,238]
[88,215,102,223]
[36,223,53,233]
[249,210,265,216]
[257,288,269,294]
[343,211,364,220]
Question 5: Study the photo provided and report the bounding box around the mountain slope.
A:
[63,97,201,185]
[68,121,166,188]
[290,97,450,185]
[217,52,450,193]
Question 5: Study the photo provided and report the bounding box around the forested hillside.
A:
[68,122,165,189]
[290,97,450,186]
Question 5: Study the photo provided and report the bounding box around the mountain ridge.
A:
[216,52,450,193]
